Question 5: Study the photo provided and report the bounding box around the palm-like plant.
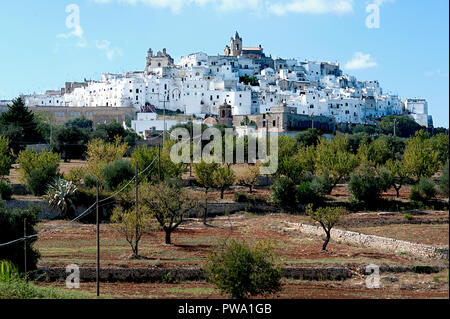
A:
[45,177,77,219]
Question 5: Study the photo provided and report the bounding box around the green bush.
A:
[409,178,437,202]
[0,180,13,200]
[17,150,60,196]
[204,240,282,299]
[25,167,58,196]
[404,213,413,221]
[270,177,297,209]
[296,182,322,205]
[311,169,333,195]
[0,136,11,178]
[0,203,40,272]
[439,161,449,197]
[83,174,98,188]
[0,277,91,299]
[101,159,134,191]
[348,163,388,206]
[233,191,248,203]
[0,260,19,282]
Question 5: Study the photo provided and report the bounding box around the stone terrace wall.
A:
[284,222,449,260]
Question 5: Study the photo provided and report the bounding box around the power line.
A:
[0,156,158,248]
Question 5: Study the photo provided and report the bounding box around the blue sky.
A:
[0,0,448,127]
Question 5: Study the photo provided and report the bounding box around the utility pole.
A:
[190,121,193,177]
[158,143,161,181]
[163,92,167,143]
[23,218,27,276]
[96,181,100,297]
[135,162,139,257]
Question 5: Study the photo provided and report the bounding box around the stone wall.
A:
[36,265,446,283]
[283,222,449,260]
[37,267,353,282]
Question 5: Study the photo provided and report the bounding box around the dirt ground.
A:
[35,213,447,269]
[37,270,449,299]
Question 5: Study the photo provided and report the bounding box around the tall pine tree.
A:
[0,97,44,154]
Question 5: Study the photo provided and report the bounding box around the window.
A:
[273,120,276,127]
[262,121,266,127]
[136,96,139,101]
[136,89,139,94]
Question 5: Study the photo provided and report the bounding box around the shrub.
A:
[234,191,248,203]
[404,213,413,221]
[26,167,59,196]
[101,159,134,191]
[0,202,40,272]
[44,178,77,219]
[17,150,60,196]
[270,177,297,209]
[439,161,449,197]
[311,169,333,195]
[348,163,389,206]
[64,168,85,186]
[83,174,98,188]
[296,182,322,205]
[409,178,437,202]
[0,260,19,282]
[204,240,282,299]
[409,187,423,202]
[0,136,11,178]
[0,180,13,200]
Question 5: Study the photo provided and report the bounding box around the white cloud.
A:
[344,52,377,70]
[95,40,123,61]
[92,0,355,15]
[269,0,353,16]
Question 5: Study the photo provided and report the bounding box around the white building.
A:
[23,32,433,128]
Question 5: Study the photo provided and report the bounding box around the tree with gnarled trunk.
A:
[385,159,411,198]
[141,182,200,245]
[306,204,345,251]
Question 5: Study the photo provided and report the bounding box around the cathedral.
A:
[224,31,266,59]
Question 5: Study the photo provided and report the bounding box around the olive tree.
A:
[315,136,359,191]
[213,165,235,199]
[385,159,411,198]
[236,164,260,194]
[306,204,345,251]
[111,205,156,258]
[141,182,199,245]
[403,130,440,180]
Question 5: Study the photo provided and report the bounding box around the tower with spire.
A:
[224,31,242,57]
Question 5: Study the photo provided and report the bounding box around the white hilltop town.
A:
[20,32,432,138]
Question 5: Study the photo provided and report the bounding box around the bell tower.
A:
[231,31,242,56]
